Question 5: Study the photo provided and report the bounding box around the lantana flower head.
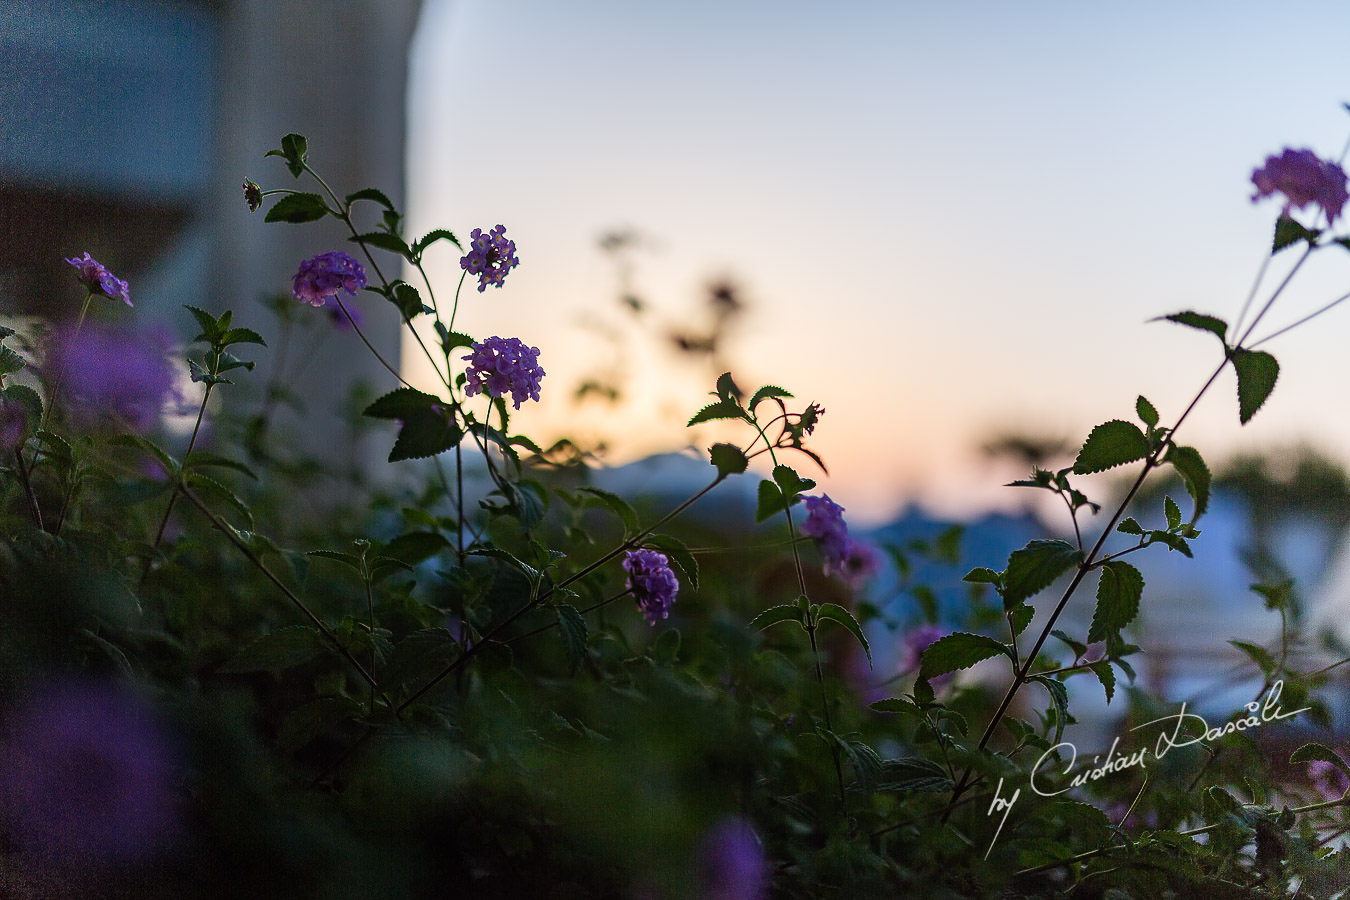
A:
[1250,147,1349,225]
[623,548,679,625]
[45,321,178,430]
[292,251,367,307]
[800,493,852,576]
[460,225,520,292]
[462,336,544,409]
[242,179,263,212]
[65,252,131,306]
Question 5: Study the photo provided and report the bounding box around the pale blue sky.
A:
[406,1,1350,524]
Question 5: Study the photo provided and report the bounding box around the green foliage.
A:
[1003,539,1081,606]
[1232,347,1280,424]
[920,631,1012,678]
[1073,419,1151,474]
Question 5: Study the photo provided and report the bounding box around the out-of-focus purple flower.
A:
[1251,148,1349,225]
[292,251,367,307]
[699,817,769,900]
[800,494,851,576]
[459,225,519,292]
[1307,758,1349,801]
[0,396,25,448]
[462,335,544,409]
[0,679,178,862]
[65,252,131,307]
[325,295,362,331]
[46,322,178,431]
[623,548,679,625]
[899,623,947,674]
[839,539,881,587]
[243,179,263,212]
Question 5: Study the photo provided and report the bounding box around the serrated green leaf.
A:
[1290,743,1350,786]
[748,384,793,411]
[186,471,254,529]
[306,549,365,571]
[556,603,588,672]
[410,228,461,259]
[345,187,395,210]
[383,531,452,565]
[755,479,793,523]
[577,486,640,534]
[277,132,308,177]
[108,432,178,477]
[920,632,1011,678]
[869,697,922,716]
[1166,444,1211,522]
[1030,674,1070,734]
[351,231,411,259]
[644,533,699,592]
[1050,629,1087,657]
[1073,419,1150,475]
[750,604,805,632]
[1090,661,1116,703]
[263,192,329,223]
[1116,517,1144,535]
[467,546,540,581]
[1008,602,1034,636]
[219,327,266,348]
[1230,639,1278,676]
[390,282,425,320]
[1273,216,1321,253]
[442,330,475,353]
[709,442,749,478]
[841,739,884,793]
[1164,495,1181,530]
[687,398,745,427]
[218,625,326,673]
[963,567,1002,585]
[715,371,743,401]
[183,451,258,480]
[0,345,25,377]
[873,757,954,793]
[1232,348,1279,425]
[817,602,871,669]
[771,463,815,498]
[1004,539,1081,606]
[1156,310,1228,343]
[363,387,443,419]
[389,409,462,462]
[1136,395,1159,428]
[1088,561,1143,643]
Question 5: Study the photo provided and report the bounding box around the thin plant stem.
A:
[141,382,214,585]
[12,446,42,530]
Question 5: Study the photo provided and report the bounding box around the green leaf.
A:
[383,531,452,565]
[1004,539,1081,606]
[1135,395,1159,428]
[108,433,178,477]
[0,345,25,377]
[1050,629,1086,658]
[715,371,743,401]
[841,739,884,793]
[1008,602,1034,636]
[345,187,395,210]
[1156,310,1228,343]
[390,282,426,320]
[920,632,1011,678]
[1072,420,1150,475]
[219,327,267,348]
[869,697,922,716]
[577,486,640,534]
[873,757,954,793]
[1230,639,1278,676]
[772,463,815,498]
[556,603,588,672]
[1030,674,1070,738]
[644,533,700,592]
[219,625,326,673]
[755,480,794,523]
[1290,743,1350,786]
[1089,661,1116,703]
[306,549,365,572]
[184,304,222,343]
[263,192,329,223]
[709,442,749,478]
[183,451,258,480]
[186,471,254,529]
[278,132,308,177]
[963,567,1002,585]
[748,384,793,411]
[817,602,871,668]
[351,231,412,259]
[1273,216,1321,253]
[1166,444,1211,522]
[1116,517,1144,535]
[1232,348,1279,425]
[750,604,805,632]
[1164,495,1181,530]
[391,410,462,462]
[687,398,745,427]
[410,228,462,259]
[441,330,475,353]
[363,387,444,420]
[1088,561,1143,643]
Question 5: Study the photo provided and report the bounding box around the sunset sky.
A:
[404,1,1350,525]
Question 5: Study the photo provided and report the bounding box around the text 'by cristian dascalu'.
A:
[983,680,1310,859]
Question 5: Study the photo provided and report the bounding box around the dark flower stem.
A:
[12,446,42,530]
[140,383,214,585]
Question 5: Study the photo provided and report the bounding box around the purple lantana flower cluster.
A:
[623,548,679,625]
[800,493,856,578]
[1250,147,1349,225]
[460,225,519,292]
[47,322,178,430]
[292,251,367,307]
[65,252,131,306]
[462,336,544,409]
